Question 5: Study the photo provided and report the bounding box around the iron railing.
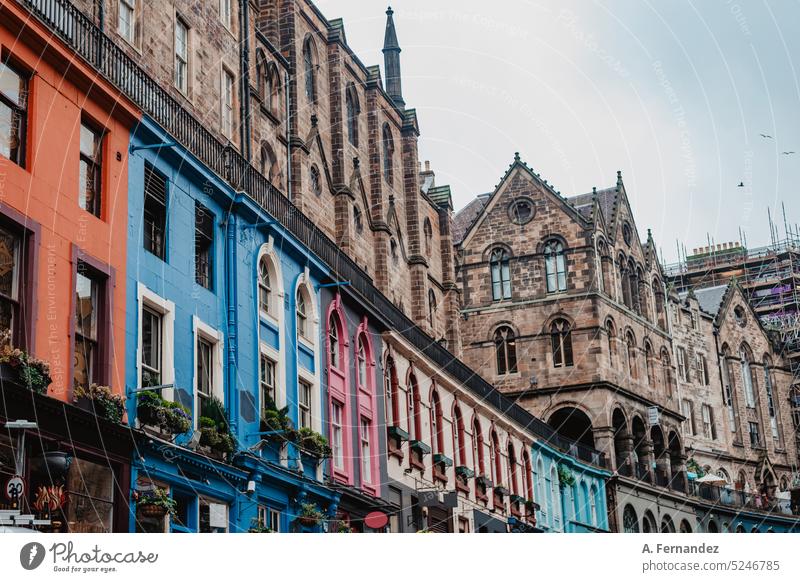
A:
[690,482,797,516]
[17,0,607,468]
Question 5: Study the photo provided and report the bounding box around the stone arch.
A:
[547,406,595,449]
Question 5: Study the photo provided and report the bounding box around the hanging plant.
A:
[557,464,576,487]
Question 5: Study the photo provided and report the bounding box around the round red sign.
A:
[364,510,389,529]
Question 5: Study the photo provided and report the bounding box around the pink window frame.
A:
[326,294,351,484]
[354,317,379,495]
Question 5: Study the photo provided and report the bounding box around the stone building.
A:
[70,1,462,349]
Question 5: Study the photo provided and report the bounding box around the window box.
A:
[135,488,177,520]
[136,391,191,436]
[0,349,52,395]
[494,484,510,497]
[296,427,332,460]
[387,425,410,442]
[510,494,525,505]
[455,465,475,479]
[475,475,493,490]
[74,384,126,424]
[432,453,453,467]
[296,503,324,528]
[409,440,431,455]
[525,499,540,514]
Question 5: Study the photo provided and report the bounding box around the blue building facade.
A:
[531,440,610,533]
[126,117,338,533]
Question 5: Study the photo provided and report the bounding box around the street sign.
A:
[5,475,24,501]
[647,406,660,426]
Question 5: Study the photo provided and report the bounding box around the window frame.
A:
[72,259,111,393]
[494,325,518,375]
[194,201,215,290]
[544,239,567,293]
[192,316,224,425]
[142,162,168,260]
[489,248,512,301]
[174,15,190,95]
[78,118,104,218]
[0,59,28,168]
[550,319,574,368]
[221,68,235,138]
[137,284,176,402]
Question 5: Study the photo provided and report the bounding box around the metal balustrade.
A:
[17,0,607,468]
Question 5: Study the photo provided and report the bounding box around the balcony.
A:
[689,482,798,517]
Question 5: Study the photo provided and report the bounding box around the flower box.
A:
[475,475,493,490]
[510,494,525,505]
[432,453,453,467]
[525,499,540,513]
[455,465,475,479]
[409,440,431,455]
[387,425,410,442]
[494,485,510,497]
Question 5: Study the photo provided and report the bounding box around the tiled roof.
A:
[427,185,452,209]
[680,284,729,316]
[453,193,490,244]
[568,186,618,226]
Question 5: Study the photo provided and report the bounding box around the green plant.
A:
[260,402,297,444]
[136,391,191,435]
[200,395,228,429]
[74,383,126,423]
[686,458,704,477]
[298,502,324,524]
[137,487,177,516]
[296,427,332,458]
[198,415,236,455]
[248,518,273,533]
[0,332,52,394]
[557,464,576,487]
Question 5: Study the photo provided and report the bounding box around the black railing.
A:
[17,0,607,468]
[689,482,796,516]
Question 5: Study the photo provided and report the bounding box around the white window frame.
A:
[118,0,137,45]
[174,16,189,95]
[219,0,233,31]
[221,68,235,137]
[331,401,344,471]
[192,316,224,428]
[137,283,175,401]
[360,416,372,484]
[298,378,312,430]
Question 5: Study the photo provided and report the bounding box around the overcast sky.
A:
[315,0,800,262]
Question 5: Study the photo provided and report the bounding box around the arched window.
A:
[739,346,756,408]
[494,326,518,375]
[258,255,272,316]
[356,337,367,388]
[408,374,422,443]
[328,313,341,369]
[453,405,467,468]
[353,206,363,234]
[389,238,398,265]
[644,342,656,387]
[623,504,639,532]
[544,240,567,293]
[535,458,547,521]
[384,355,399,427]
[472,418,485,477]
[309,164,322,197]
[625,331,637,379]
[345,83,359,146]
[423,218,433,256]
[606,319,617,366]
[266,63,281,116]
[522,450,534,502]
[431,390,445,480]
[661,349,673,397]
[550,319,573,368]
[296,288,308,339]
[491,430,503,489]
[763,357,780,441]
[428,289,437,329]
[490,248,512,301]
[260,143,280,187]
[507,442,519,497]
[549,465,562,529]
[589,484,599,526]
[302,37,316,102]
[382,123,394,184]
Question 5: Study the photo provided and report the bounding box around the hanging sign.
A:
[647,406,660,426]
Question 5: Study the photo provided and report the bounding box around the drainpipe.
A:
[239,0,252,161]
[225,210,239,436]
[285,70,292,200]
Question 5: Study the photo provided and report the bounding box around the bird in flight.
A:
[760,133,773,139]
[737,182,744,187]
[781,151,795,155]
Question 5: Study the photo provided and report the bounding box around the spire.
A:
[383,6,405,108]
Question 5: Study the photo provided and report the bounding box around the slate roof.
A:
[568,186,618,227]
[453,193,490,244]
[680,284,729,316]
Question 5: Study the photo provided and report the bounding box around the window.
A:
[0,61,27,167]
[64,457,115,532]
[423,219,433,256]
[701,404,716,440]
[303,38,316,102]
[544,240,567,293]
[353,206,363,234]
[681,399,695,436]
[199,499,228,533]
[360,417,371,483]
[357,339,367,387]
[196,336,213,399]
[490,248,511,301]
[258,506,280,532]
[696,353,709,385]
[473,419,485,478]
[328,314,340,369]
[141,306,162,387]
[118,0,136,44]
[143,163,167,259]
[623,505,639,533]
[0,224,26,345]
[764,362,779,440]
[221,69,235,137]
[734,305,746,327]
[721,353,736,431]
[331,402,344,470]
[310,165,321,196]
[494,326,518,375]
[260,354,276,407]
[740,348,755,408]
[428,289,437,329]
[384,356,399,427]
[677,347,690,382]
[298,380,311,429]
[79,121,103,217]
[194,202,214,289]
[661,350,673,397]
[265,64,281,116]
[174,17,189,94]
[345,84,359,146]
[260,143,280,187]
[606,320,616,365]
[74,267,102,389]
[219,0,233,29]
[382,123,394,184]
[296,288,308,339]
[625,332,636,378]
[453,406,467,468]
[408,375,422,444]
[748,422,761,448]
[644,343,656,386]
[491,431,502,491]
[257,256,272,315]
[551,319,573,368]
[389,238,398,265]
[431,391,444,458]
[509,199,534,224]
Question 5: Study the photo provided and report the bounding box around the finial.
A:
[514,151,520,162]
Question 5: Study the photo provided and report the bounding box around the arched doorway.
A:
[548,407,595,449]
[631,415,651,482]
[660,515,676,533]
[679,519,692,533]
[642,510,657,533]
[612,408,631,474]
[706,520,719,533]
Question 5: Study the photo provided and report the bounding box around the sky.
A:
[314,0,800,263]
